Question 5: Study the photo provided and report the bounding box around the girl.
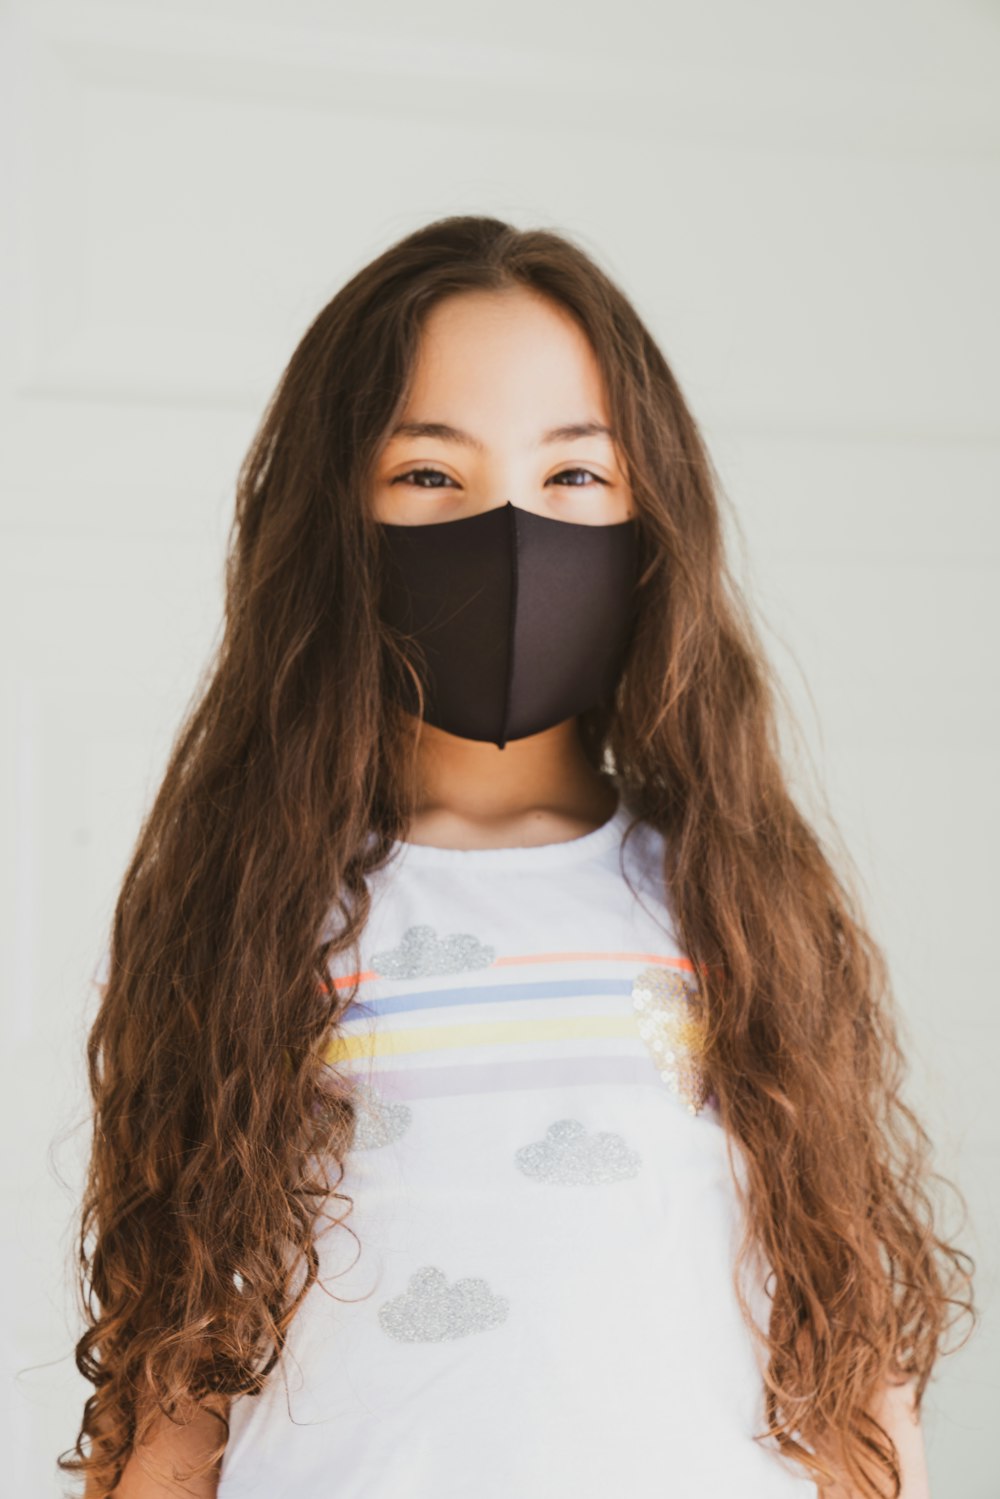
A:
[63,216,974,1499]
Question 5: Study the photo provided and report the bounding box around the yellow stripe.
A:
[323,1013,640,1064]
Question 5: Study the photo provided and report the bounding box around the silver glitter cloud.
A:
[371,923,495,979]
[377,1265,510,1343]
[514,1117,642,1184]
[350,1081,413,1150]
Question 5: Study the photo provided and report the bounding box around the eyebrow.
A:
[386,419,614,450]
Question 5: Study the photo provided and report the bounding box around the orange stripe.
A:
[324,970,379,992]
[493,950,697,972]
[321,948,701,993]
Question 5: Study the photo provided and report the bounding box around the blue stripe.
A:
[343,975,636,1020]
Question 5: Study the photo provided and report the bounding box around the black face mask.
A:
[376,501,641,749]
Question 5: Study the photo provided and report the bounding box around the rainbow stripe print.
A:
[321,941,714,1116]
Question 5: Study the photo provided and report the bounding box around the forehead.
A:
[401,288,612,428]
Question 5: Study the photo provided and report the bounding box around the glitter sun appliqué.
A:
[631,965,711,1115]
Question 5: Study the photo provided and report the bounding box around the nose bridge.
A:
[470,494,545,519]
[464,450,558,519]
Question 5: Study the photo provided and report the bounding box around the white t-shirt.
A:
[113,793,818,1496]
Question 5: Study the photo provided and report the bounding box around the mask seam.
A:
[499,500,519,750]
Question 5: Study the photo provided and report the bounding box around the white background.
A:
[2,0,998,1493]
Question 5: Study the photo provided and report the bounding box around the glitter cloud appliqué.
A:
[371,923,495,979]
[514,1118,642,1185]
[377,1266,509,1343]
[631,966,711,1115]
[350,1080,413,1150]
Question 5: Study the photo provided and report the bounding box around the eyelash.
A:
[390,466,607,489]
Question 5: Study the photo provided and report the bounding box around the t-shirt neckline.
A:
[388,791,633,871]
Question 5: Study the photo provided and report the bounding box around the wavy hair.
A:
[59,215,974,1497]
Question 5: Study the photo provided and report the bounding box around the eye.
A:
[388,465,608,489]
[548,468,607,487]
[390,467,457,488]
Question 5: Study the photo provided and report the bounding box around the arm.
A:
[870,1379,930,1499]
[84,1401,230,1499]
[821,1379,930,1499]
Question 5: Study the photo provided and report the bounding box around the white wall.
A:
[2,1,997,1493]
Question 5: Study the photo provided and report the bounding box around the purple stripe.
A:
[346,1053,663,1100]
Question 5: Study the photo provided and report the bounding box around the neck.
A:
[399,714,618,848]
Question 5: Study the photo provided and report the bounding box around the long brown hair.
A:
[59,215,974,1497]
